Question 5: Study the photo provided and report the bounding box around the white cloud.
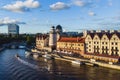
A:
[72,0,86,7]
[88,11,96,16]
[72,0,95,8]
[0,17,25,26]
[2,0,40,13]
[50,2,70,10]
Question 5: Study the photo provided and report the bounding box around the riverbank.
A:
[53,54,120,70]
[31,49,120,70]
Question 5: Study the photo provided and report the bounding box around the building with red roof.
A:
[57,37,85,55]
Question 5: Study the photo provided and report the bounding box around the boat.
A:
[19,46,25,49]
[42,54,54,59]
[71,60,82,65]
[25,51,32,57]
[33,53,39,59]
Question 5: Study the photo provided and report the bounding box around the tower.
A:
[49,26,57,50]
[56,25,63,41]
[56,25,63,33]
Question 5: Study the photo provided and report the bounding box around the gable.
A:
[101,34,109,40]
[111,34,119,40]
[86,35,92,40]
[93,34,100,40]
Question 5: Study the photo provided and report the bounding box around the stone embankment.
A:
[52,54,120,70]
[31,49,120,70]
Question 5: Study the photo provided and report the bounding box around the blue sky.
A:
[0,0,120,33]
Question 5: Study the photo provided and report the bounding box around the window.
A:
[115,42,117,45]
[115,52,118,56]
[111,42,114,45]
[81,44,83,46]
[106,50,108,54]
[106,42,107,44]
[115,47,118,50]
[97,46,99,48]
[102,51,104,54]
[111,47,114,50]
[89,49,91,51]
[111,51,114,55]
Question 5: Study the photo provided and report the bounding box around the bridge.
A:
[3,42,26,49]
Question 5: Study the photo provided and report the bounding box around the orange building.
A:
[57,37,85,56]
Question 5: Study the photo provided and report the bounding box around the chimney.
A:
[110,30,115,33]
[104,30,108,33]
[77,37,79,42]
[96,30,101,33]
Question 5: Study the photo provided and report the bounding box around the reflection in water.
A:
[0,49,120,80]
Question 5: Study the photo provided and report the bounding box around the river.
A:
[0,49,120,80]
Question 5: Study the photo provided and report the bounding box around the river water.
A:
[0,49,120,80]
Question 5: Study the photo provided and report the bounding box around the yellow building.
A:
[57,37,85,56]
[36,34,49,50]
[84,32,120,63]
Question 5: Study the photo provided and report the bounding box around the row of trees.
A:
[0,34,36,47]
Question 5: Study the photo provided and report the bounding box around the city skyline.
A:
[0,0,120,33]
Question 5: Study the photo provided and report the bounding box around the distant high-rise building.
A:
[8,24,19,35]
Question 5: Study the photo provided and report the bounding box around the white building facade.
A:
[85,31,120,62]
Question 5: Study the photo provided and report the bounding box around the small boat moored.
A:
[25,51,32,57]
[33,53,39,59]
[42,53,54,59]
[71,60,83,65]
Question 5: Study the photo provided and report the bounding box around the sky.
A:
[0,0,120,33]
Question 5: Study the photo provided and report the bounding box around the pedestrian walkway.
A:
[53,54,120,70]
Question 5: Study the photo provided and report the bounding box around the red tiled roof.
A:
[58,37,85,43]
